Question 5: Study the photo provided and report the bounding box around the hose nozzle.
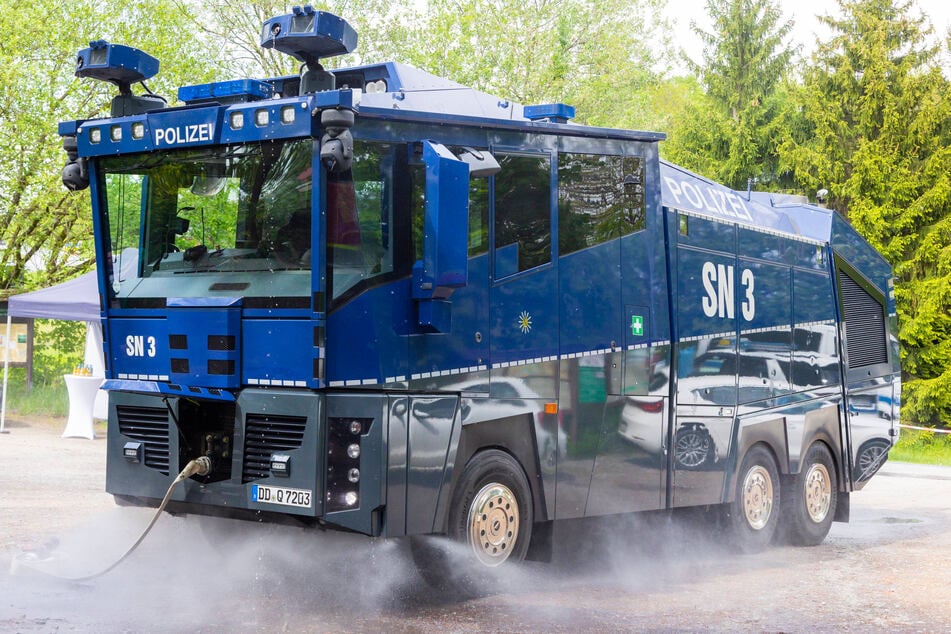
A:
[175,456,213,483]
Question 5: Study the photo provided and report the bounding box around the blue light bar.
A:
[524,103,576,124]
[75,40,159,85]
[178,79,275,105]
[261,5,357,62]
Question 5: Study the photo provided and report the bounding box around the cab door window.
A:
[493,153,551,278]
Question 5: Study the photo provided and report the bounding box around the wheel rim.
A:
[803,462,832,523]
[742,465,774,530]
[859,444,886,473]
[467,483,520,567]
[676,431,711,468]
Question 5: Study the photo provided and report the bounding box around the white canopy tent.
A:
[1,269,106,433]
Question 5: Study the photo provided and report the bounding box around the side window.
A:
[468,177,489,256]
[329,141,403,300]
[558,153,645,256]
[494,153,551,277]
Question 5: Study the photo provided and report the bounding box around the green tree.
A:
[0,0,219,292]
[780,0,951,425]
[367,0,670,131]
[180,0,395,79]
[663,0,796,189]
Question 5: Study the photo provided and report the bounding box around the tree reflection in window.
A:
[494,153,551,276]
[558,153,645,256]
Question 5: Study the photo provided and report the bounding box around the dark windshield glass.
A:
[100,139,312,297]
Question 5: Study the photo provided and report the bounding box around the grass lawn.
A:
[890,427,951,466]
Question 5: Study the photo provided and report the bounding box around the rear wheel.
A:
[725,445,780,552]
[412,449,532,594]
[780,442,837,546]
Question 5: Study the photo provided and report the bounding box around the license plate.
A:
[251,484,313,509]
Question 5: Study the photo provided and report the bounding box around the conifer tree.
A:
[781,0,951,425]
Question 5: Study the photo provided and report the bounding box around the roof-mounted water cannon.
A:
[75,40,166,117]
[260,6,357,94]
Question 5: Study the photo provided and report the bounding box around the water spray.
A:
[10,456,212,581]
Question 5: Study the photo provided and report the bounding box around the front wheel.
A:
[725,445,780,552]
[780,442,837,546]
[412,449,533,594]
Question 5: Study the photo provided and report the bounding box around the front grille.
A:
[242,413,308,482]
[838,271,888,368]
[116,405,170,475]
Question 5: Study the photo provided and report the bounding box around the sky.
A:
[665,0,951,72]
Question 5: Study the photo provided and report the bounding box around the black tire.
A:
[411,449,533,595]
[725,445,780,553]
[675,424,716,470]
[854,438,890,482]
[780,442,837,546]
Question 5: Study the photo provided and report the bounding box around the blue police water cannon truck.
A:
[59,6,900,588]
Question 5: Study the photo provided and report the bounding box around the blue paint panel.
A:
[738,227,798,267]
[796,241,828,271]
[620,230,658,339]
[242,319,317,387]
[491,266,558,365]
[677,249,736,340]
[559,242,620,355]
[327,278,411,385]
[102,379,236,401]
[166,304,242,389]
[678,213,736,254]
[78,106,221,156]
[737,259,790,332]
[661,162,764,227]
[737,259,792,394]
[108,318,170,380]
[794,270,837,325]
[407,254,490,381]
[219,100,313,144]
[494,243,519,279]
[328,254,491,386]
[413,141,470,299]
[75,97,325,157]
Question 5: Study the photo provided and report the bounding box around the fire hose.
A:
[10,456,211,582]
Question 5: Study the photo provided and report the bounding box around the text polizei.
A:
[153,123,214,146]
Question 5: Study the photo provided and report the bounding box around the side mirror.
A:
[455,146,500,178]
[413,140,470,333]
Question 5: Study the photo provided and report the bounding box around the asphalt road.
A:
[2,418,950,632]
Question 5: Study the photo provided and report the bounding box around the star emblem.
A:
[517,310,533,334]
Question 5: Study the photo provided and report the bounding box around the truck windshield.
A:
[101,139,312,295]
